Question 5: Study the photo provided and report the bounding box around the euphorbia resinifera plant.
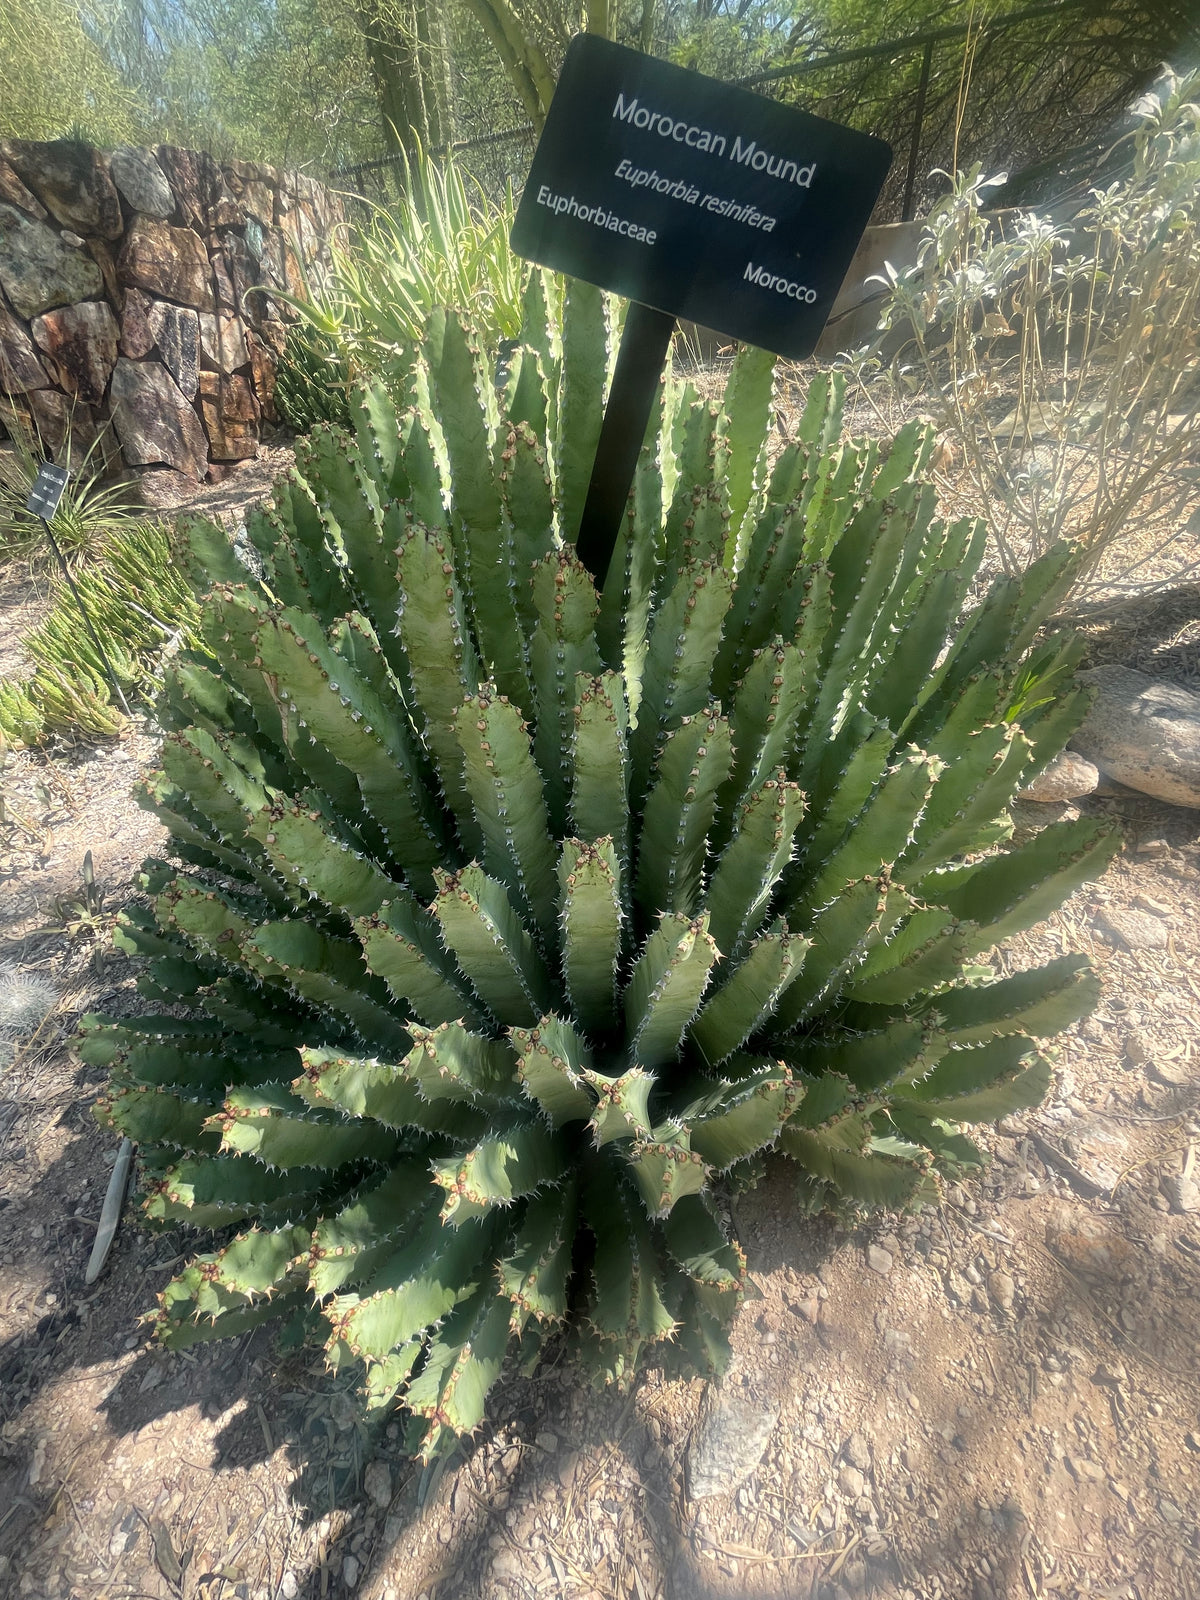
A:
[87,278,1117,1457]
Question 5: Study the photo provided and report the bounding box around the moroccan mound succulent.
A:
[87,280,1117,1458]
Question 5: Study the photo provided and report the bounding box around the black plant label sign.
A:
[26,463,69,521]
[511,34,893,360]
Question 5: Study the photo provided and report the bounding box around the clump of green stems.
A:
[0,519,203,745]
[277,145,525,406]
[0,416,140,565]
[847,69,1200,599]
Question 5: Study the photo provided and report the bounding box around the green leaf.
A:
[689,925,810,1066]
[356,893,484,1029]
[630,561,732,807]
[916,818,1121,951]
[431,1117,564,1225]
[706,774,805,962]
[497,1183,578,1322]
[897,1041,1053,1124]
[635,709,732,919]
[558,839,622,1037]
[432,865,554,1027]
[328,1213,504,1361]
[299,1047,488,1139]
[217,1081,399,1169]
[626,913,718,1069]
[512,1014,595,1126]
[928,955,1099,1046]
[688,1063,797,1170]
[570,672,630,887]
[454,691,557,947]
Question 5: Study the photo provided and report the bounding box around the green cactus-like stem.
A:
[94,298,1116,1461]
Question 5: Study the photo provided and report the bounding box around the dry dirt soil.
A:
[2,454,1200,1600]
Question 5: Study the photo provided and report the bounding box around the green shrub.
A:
[273,147,525,412]
[88,284,1116,1459]
[849,68,1200,595]
[0,521,202,745]
[273,323,354,432]
[0,416,139,564]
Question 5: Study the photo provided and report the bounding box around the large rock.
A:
[6,388,99,462]
[221,158,277,226]
[259,226,303,299]
[154,146,218,232]
[1017,749,1101,803]
[0,304,49,391]
[205,183,242,232]
[245,329,277,418]
[147,300,200,399]
[199,370,259,460]
[83,234,121,305]
[120,286,156,358]
[686,1390,779,1500]
[1071,666,1200,809]
[210,234,254,315]
[198,310,248,373]
[0,204,103,318]
[0,158,47,219]
[3,140,122,239]
[109,147,174,219]
[30,301,119,405]
[118,217,214,312]
[128,466,206,509]
[109,357,208,477]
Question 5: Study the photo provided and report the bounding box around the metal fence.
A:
[333,0,1096,217]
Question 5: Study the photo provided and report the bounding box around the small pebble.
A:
[845,1432,872,1471]
[342,1555,359,1588]
[1150,1057,1190,1089]
[363,1459,391,1508]
[867,1245,893,1276]
[989,1271,1015,1312]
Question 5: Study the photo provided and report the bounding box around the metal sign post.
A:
[26,464,134,719]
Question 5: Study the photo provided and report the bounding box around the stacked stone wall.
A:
[0,139,344,501]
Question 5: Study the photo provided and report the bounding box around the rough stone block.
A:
[30,301,119,405]
[109,356,208,477]
[0,204,103,318]
[1071,665,1200,809]
[1017,749,1101,803]
[27,388,99,462]
[0,304,48,392]
[198,310,248,373]
[118,217,214,312]
[200,370,259,460]
[154,146,219,231]
[0,157,47,219]
[147,300,200,399]
[3,140,123,239]
[109,147,174,219]
[120,286,156,358]
[245,329,277,418]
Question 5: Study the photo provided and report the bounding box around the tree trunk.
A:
[458,0,558,127]
[354,0,441,162]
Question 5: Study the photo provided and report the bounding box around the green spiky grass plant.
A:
[0,521,202,745]
[87,281,1118,1460]
[0,415,138,565]
[273,147,525,428]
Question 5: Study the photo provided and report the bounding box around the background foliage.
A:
[1,0,1195,199]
